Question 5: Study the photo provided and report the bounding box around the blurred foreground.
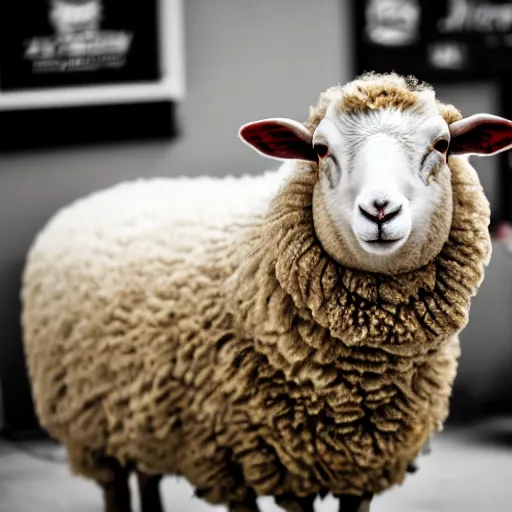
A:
[1,417,511,512]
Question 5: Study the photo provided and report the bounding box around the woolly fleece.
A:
[21,75,491,505]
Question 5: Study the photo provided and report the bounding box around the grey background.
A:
[0,0,510,431]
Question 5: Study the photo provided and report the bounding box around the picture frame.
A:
[0,0,185,151]
[351,0,512,84]
[498,78,512,226]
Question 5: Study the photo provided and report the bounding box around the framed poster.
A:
[0,0,185,150]
[0,0,161,91]
[352,0,512,83]
[497,79,512,228]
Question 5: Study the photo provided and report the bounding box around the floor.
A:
[0,418,511,512]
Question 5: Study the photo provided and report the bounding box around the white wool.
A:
[31,168,291,263]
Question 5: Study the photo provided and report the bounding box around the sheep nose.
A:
[372,199,389,215]
[359,203,402,224]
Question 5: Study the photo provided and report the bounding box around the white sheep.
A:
[21,72,510,512]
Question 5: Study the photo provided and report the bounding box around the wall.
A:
[0,0,509,432]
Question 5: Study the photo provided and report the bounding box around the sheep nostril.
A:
[382,205,402,223]
[359,205,379,223]
[372,199,389,212]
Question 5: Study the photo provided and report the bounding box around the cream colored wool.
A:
[21,75,491,506]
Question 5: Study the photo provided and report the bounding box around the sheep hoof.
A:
[136,470,164,512]
[228,488,260,512]
[101,461,132,512]
[407,462,418,473]
[337,492,373,512]
[274,493,316,512]
[229,505,260,512]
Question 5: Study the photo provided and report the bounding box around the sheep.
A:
[20,72,511,512]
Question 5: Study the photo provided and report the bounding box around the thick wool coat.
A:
[21,75,491,505]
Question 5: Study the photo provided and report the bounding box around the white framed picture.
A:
[0,0,185,111]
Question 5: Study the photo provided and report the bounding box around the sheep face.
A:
[309,91,458,274]
[239,74,512,274]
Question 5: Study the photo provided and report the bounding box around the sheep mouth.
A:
[358,236,407,255]
[366,238,402,244]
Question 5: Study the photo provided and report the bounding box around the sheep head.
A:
[239,73,512,274]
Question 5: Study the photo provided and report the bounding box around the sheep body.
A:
[21,77,492,506]
[21,169,298,497]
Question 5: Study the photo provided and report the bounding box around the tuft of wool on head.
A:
[305,72,463,134]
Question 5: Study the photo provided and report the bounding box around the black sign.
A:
[352,0,512,82]
[0,0,161,91]
[497,79,512,225]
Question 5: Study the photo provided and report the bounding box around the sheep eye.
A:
[433,138,449,154]
[313,143,329,158]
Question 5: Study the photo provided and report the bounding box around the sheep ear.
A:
[449,114,512,156]
[238,118,317,162]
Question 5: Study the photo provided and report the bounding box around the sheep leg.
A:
[337,492,373,512]
[136,470,164,512]
[274,493,316,512]
[100,459,132,512]
[228,488,260,512]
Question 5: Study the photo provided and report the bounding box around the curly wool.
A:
[226,156,490,499]
[21,77,491,505]
[238,157,490,356]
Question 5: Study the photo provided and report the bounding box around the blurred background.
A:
[0,1,511,511]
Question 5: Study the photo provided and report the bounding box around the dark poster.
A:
[352,0,512,83]
[0,0,161,92]
[498,80,512,225]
